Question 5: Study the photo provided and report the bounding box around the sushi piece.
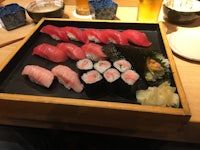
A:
[103,68,121,94]
[121,70,140,86]
[115,69,140,99]
[84,28,109,44]
[51,65,83,93]
[22,65,54,88]
[103,68,120,83]
[32,43,68,63]
[113,59,132,73]
[81,70,108,99]
[122,29,152,47]
[56,42,86,60]
[62,26,89,43]
[102,29,129,45]
[144,51,171,86]
[76,58,93,71]
[76,58,94,76]
[93,60,111,74]
[40,25,68,42]
[81,43,107,61]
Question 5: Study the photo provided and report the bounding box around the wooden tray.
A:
[0,18,191,138]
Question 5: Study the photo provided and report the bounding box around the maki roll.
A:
[103,68,120,83]
[103,68,120,94]
[81,70,108,99]
[94,60,111,74]
[121,70,140,85]
[76,58,93,76]
[113,59,132,73]
[115,69,140,99]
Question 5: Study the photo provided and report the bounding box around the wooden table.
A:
[1,0,200,144]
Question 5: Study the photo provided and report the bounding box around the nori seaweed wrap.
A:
[76,58,94,77]
[81,70,109,99]
[114,69,140,99]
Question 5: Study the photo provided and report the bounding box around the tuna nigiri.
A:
[51,65,84,93]
[40,25,68,42]
[84,28,109,44]
[22,65,54,88]
[122,29,152,47]
[32,43,68,63]
[56,42,86,60]
[102,29,129,45]
[62,26,89,43]
[81,43,107,61]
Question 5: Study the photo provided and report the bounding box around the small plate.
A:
[168,30,200,62]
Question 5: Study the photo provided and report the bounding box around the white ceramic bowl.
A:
[163,0,200,24]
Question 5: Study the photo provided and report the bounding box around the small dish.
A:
[26,0,65,23]
[168,30,200,61]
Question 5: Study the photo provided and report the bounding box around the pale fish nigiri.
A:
[32,43,68,63]
[40,25,69,42]
[56,42,86,60]
[81,43,107,61]
[22,65,54,88]
[61,26,89,43]
[51,65,84,93]
[122,29,152,47]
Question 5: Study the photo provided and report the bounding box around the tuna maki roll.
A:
[113,59,132,73]
[94,60,111,74]
[81,70,108,99]
[76,58,93,76]
[103,68,120,83]
[115,69,140,99]
[103,68,120,94]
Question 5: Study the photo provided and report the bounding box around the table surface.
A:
[1,0,200,143]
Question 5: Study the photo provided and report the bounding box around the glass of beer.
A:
[76,0,90,16]
[137,0,163,22]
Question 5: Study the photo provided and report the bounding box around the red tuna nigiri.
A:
[122,29,152,47]
[62,26,89,43]
[84,28,109,44]
[56,42,86,60]
[22,65,54,88]
[81,43,107,61]
[51,65,84,93]
[102,29,129,45]
[33,43,68,63]
[40,25,68,42]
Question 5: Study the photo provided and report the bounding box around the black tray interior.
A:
[0,20,173,104]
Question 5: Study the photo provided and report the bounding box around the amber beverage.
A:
[76,0,90,15]
[137,0,163,22]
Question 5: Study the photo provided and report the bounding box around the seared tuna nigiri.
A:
[122,29,152,47]
[102,29,129,45]
[84,28,109,44]
[40,25,68,42]
[51,65,84,93]
[56,42,86,60]
[81,43,107,61]
[33,43,68,63]
[62,26,89,43]
[22,65,54,88]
